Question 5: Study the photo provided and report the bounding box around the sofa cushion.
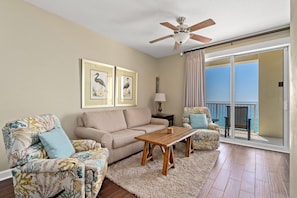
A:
[131,124,166,133]
[124,107,151,128]
[111,129,145,149]
[82,110,127,132]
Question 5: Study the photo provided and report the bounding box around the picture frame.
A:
[81,59,115,108]
[115,67,138,106]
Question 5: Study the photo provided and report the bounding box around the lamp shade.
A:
[154,93,166,102]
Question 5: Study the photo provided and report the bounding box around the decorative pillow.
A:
[189,114,208,129]
[39,127,75,159]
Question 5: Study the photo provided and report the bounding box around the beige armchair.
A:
[2,114,109,198]
[183,107,220,150]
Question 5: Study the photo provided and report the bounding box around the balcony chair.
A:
[225,106,251,140]
[183,107,220,150]
[2,114,109,198]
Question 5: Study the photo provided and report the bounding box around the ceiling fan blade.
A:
[149,35,173,43]
[190,34,212,43]
[189,18,215,32]
[173,42,180,51]
[160,22,178,31]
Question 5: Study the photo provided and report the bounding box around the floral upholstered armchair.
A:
[2,114,109,198]
[183,107,220,150]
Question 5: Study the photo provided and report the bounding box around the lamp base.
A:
[156,112,164,116]
[157,102,163,115]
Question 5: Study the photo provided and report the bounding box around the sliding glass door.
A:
[205,47,288,150]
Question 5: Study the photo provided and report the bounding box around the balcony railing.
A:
[206,102,258,132]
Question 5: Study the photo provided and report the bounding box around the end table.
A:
[152,114,174,126]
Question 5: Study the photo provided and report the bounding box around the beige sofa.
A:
[74,107,169,164]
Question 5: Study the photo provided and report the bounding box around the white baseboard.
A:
[0,169,12,181]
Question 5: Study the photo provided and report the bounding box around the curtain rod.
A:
[184,25,290,54]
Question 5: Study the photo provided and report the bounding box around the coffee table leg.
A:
[185,136,194,157]
[141,142,155,166]
[169,146,175,168]
[141,142,149,165]
[148,144,156,161]
[162,146,175,176]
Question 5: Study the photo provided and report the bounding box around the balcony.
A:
[206,102,258,132]
[206,102,283,146]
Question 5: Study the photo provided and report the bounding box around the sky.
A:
[206,61,259,103]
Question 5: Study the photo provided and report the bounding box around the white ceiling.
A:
[24,0,290,58]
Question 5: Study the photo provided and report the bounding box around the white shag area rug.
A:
[106,143,219,198]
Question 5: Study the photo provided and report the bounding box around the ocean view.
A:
[206,61,259,132]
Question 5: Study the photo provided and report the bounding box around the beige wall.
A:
[258,50,284,138]
[290,0,297,197]
[0,1,158,171]
[156,55,186,126]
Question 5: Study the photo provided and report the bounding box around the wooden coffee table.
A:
[135,126,197,175]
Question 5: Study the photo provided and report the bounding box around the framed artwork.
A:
[81,59,115,108]
[115,67,138,106]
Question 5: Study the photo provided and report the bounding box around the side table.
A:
[152,114,174,126]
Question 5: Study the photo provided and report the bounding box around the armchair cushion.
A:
[190,114,208,129]
[39,127,75,158]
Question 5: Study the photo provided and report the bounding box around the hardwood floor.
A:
[0,143,289,198]
[0,178,14,198]
[198,143,289,198]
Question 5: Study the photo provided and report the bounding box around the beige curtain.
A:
[184,50,205,107]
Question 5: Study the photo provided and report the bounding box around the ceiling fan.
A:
[149,17,215,50]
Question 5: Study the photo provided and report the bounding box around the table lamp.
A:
[154,93,166,115]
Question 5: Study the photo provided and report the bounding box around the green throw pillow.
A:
[39,127,75,159]
[190,114,208,129]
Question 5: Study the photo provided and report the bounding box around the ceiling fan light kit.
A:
[150,17,215,50]
[174,31,190,44]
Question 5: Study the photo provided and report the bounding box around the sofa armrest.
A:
[72,139,102,152]
[150,118,169,126]
[74,127,113,149]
